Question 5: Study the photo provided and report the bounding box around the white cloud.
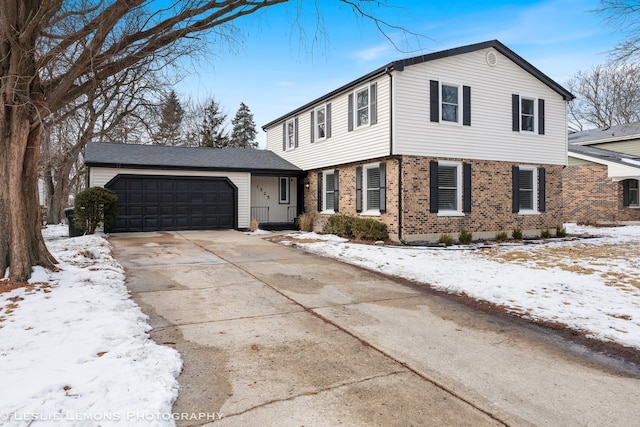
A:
[350,43,391,61]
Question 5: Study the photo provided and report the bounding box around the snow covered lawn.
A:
[278,223,640,352]
[0,225,181,426]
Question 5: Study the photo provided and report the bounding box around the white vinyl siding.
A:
[251,176,297,223]
[393,47,567,165]
[265,75,390,171]
[89,167,251,229]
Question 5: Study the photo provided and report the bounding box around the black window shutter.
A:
[294,117,299,148]
[538,167,546,212]
[356,166,362,212]
[463,162,472,213]
[348,94,354,132]
[623,180,631,206]
[317,172,323,212]
[512,166,520,213]
[334,170,340,212]
[379,162,387,213]
[430,80,439,122]
[370,83,377,125]
[310,111,315,143]
[512,94,520,132]
[429,160,439,213]
[463,85,471,126]
[326,103,332,138]
[538,99,545,135]
[282,123,286,151]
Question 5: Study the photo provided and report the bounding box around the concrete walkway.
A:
[110,230,640,427]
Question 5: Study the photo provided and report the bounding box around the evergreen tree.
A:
[230,102,258,148]
[153,90,185,145]
[199,98,229,148]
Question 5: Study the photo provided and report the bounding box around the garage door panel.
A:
[106,175,236,232]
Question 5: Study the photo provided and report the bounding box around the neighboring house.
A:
[564,123,640,224]
[263,40,574,242]
[84,142,303,232]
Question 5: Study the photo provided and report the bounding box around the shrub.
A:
[439,233,455,246]
[73,187,118,234]
[322,214,388,241]
[351,217,389,241]
[458,228,473,245]
[322,214,354,238]
[511,228,523,240]
[495,231,508,241]
[297,211,319,232]
[540,228,551,238]
[556,225,567,238]
[249,218,260,232]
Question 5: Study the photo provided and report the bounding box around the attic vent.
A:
[486,51,498,67]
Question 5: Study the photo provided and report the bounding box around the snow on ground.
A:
[0,225,181,427]
[282,224,640,351]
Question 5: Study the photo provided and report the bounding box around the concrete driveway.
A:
[110,230,640,427]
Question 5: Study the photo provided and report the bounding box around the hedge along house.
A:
[564,123,640,224]
[84,142,303,232]
[263,40,574,242]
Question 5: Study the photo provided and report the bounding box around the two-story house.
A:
[564,122,640,224]
[263,40,574,242]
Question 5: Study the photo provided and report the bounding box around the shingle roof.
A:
[84,142,303,175]
[568,122,640,145]
[568,143,640,170]
[262,39,574,130]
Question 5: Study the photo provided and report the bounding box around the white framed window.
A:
[285,119,296,150]
[626,179,639,207]
[315,105,326,141]
[518,166,538,213]
[441,83,461,123]
[363,163,381,215]
[437,161,462,215]
[520,96,536,132]
[279,177,290,204]
[355,86,370,128]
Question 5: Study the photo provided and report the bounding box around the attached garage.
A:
[105,175,237,232]
[85,142,303,233]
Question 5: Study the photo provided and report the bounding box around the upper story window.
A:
[512,94,545,135]
[348,83,377,132]
[316,105,326,140]
[441,84,460,123]
[282,118,298,151]
[430,80,471,126]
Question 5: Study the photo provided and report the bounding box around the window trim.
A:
[518,165,538,214]
[519,95,538,134]
[285,118,296,150]
[354,85,371,130]
[627,179,639,207]
[437,161,463,216]
[440,82,462,125]
[322,170,336,214]
[362,162,381,216]
[314,104,327,142]
[278,177,290,204]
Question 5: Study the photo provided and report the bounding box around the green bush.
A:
[540,228,551,239]
[556,225,567,238]
[511,228,523,240]
[73,187,118,234]
[322,214,388,241]
[458,228,473,244]
[495,231,508,241]
[439,233,455,246]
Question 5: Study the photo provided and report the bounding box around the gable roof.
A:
[568,122,640,145]
[84,142,303,175]
[262,39,574,130]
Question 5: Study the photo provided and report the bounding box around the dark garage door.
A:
[105,175,236,232]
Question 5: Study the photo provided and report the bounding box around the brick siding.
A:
[305,155,564,242]
[563,164,640,223]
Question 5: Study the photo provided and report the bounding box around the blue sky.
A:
[174,0,624,147]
